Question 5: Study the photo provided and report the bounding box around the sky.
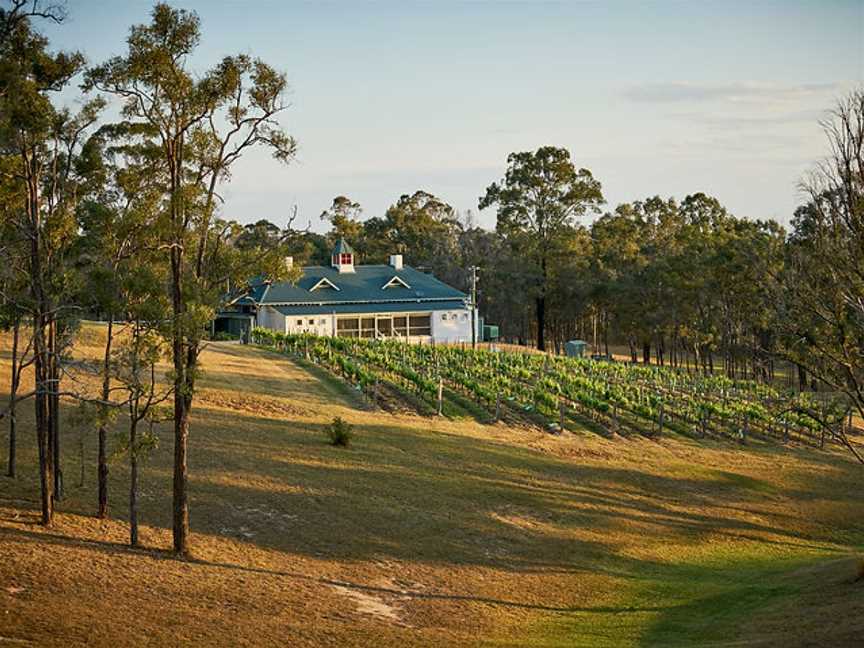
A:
[44,0,863,233]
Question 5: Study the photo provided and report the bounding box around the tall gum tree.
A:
[775,89,864,464]
[85,3,297,554]
[0,2,101,522]
[480,147,604,351]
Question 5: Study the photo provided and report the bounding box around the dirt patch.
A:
[330,584,405,625]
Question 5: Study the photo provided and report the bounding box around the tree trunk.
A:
[34,319,53,525]
[26,162,53,525]
[7,319,19,478]
[98,317,113,519]
[536,254,547,351]
[129,416,139,547]
[171,244,190,556]
[603,311,610,357]
[642,341,651,365]
[49,319,62,501]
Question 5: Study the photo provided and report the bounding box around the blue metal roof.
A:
[332,238,355,255]
[253,264,467,305]
[272,299,468,316]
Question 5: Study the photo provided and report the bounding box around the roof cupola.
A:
[331,238,356,274]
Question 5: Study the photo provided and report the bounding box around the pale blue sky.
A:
[46,1,862,231]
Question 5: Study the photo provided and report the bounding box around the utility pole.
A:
[469,266,477,349]
[469,265,478,349]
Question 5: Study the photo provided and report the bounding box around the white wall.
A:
[285,313,333,336]
[430,308,475,344]
[256,307,477,343]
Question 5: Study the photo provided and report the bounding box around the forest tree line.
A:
[1,1,862,554]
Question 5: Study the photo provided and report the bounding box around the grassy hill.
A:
[1,324,862,647]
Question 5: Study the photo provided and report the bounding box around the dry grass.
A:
[0,323,862,647]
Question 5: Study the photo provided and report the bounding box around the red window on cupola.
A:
[340,253,352,265]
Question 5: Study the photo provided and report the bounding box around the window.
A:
[462,313,468,321]
[377,318,393,336]
[393,316,408,336]
[409,314,431,336]
[441,313,448,321]
[340,253,352,265]
[308,319,315,325]
[336,317,359,337]
[319,319,326,325]
[336,316,375,338]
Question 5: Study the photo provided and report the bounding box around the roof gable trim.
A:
[309,277,340,292]
[382,275,411,290]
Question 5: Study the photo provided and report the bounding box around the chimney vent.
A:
[389,254,403,270]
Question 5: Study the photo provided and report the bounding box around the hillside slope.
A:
[1,327,862,646]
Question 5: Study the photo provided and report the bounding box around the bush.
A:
[326,417,354,447]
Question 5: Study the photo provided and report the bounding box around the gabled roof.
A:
[382,275,411,289]
[251,264,467,306]
[310,277,340,291]
[332,238,355,255]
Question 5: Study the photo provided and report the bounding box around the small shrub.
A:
[326,417,354,447]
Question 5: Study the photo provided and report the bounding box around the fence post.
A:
[495,392,501,422]
[437,378,443,416]
[559,399,565,433]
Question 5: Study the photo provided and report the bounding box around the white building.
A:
[219,239,477,344]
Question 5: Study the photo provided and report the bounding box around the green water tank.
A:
[565,340,589,358]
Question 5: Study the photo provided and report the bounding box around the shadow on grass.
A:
[3,394,859,575]
[0,524,673,615]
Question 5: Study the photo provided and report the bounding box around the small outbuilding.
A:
[564,340,589,358]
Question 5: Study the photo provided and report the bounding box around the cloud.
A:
[623,81,842,105]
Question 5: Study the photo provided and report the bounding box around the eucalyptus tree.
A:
[362,190,458,266]
[111,262,172,547]
[480,147,604,350]
[77,131,165,518]
[774,90,864,463]
[320,196,363,247]
[0,3,102,521]
[86,3,297,554]
[0,209,28,478]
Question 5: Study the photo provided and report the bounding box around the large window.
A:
[336,317,359,337]
[336,316,374,338]
[409,314,431,336]
[336,313,431,338]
